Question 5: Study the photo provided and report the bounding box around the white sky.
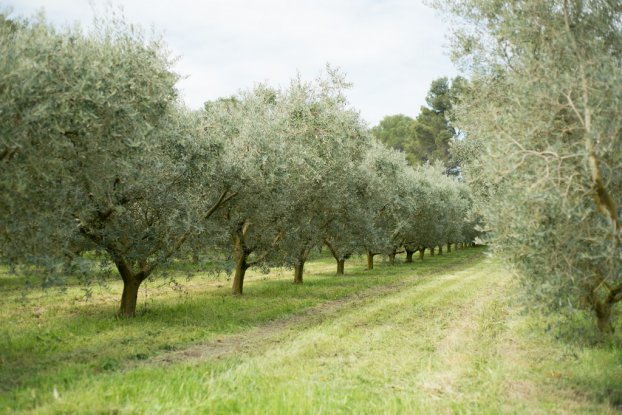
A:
[4,0,457,126]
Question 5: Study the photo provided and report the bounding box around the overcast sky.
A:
[4,0,457,126]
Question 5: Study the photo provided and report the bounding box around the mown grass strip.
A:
[0,248,484,412]
[4,249,620,414]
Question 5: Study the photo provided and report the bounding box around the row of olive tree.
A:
[200,76,477,291]
[0,13,476,317]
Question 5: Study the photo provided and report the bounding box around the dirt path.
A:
[150,251,487,366]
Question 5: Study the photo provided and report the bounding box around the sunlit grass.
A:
[1,247,620,414]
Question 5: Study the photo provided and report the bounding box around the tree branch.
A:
[588,153,620,232]
[0,146,19,162]
[205,189,237,220]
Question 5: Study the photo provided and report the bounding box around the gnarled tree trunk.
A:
[447,242,451,253]
[405,249,415,263]
[593,284,622,334]
[438,245,443,255]
[232,252,248,295]
[419,248,425,260]
[118,276,142,318]
[114,258,149,318]
[293,247,310,284]
[388,252,396,265]
[595,300,614,334]
[430,246,435,257]
[325,239,346,275]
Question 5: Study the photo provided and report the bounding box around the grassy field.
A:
[1,247,621,414]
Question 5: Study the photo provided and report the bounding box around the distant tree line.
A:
[371,76,466,167]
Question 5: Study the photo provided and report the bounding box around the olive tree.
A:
[203,70,373,289]
[320,146,381,275]
[359,142,415,269]
[203,86,292,296]
[439,0,622,332]
[273,72,372,282]
[0,14,235,317]
[399,163,467,260]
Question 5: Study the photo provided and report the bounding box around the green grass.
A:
[1,247,621,414]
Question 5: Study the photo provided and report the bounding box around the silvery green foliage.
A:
[272,71,372,267]
[400,162,471,252]
[0,14,231,283]
[439,0,622,323]
[359,141,414,257]
[203,85,291,271]
[1,10,478,308]
[203,70,372,273]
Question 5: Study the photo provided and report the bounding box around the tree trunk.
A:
[447,242,451,253]
[405,249,414,263]
[367,250,375,270]
[419,248,425,260]
[388,253,396,265]
[293,259,305,284]
[595,300,614,334]
[191,249,200,264]
[118,277,142,318]
[337,259,345,275]
[232,233,249,295]
[438,245,443,255]
[114,258,147,318]
[232,255,248,295]
[430,246,435,257]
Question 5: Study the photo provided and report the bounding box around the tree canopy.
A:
[0,14,236,316]
[439,0,622,332]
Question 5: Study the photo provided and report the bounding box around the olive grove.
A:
[0,12,477,318]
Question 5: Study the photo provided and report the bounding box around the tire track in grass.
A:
[149,251,487,366]
[22,253,618,414]
[182,256,502,415]
[411,260,511,406]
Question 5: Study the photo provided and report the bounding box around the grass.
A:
[1,247,621,414]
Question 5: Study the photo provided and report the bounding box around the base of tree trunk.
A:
[405,250,414,263]
[337,259,345,275]
[367,252,374,270]
[595,301,614,334]
[419,249,425,260]
[388,253,396,265]
[232,262,248,295]
[438,246,443,255]
[447,243,451,253]
[118,279,141,318]
[293,260,304,284]
[430,247,435,257]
